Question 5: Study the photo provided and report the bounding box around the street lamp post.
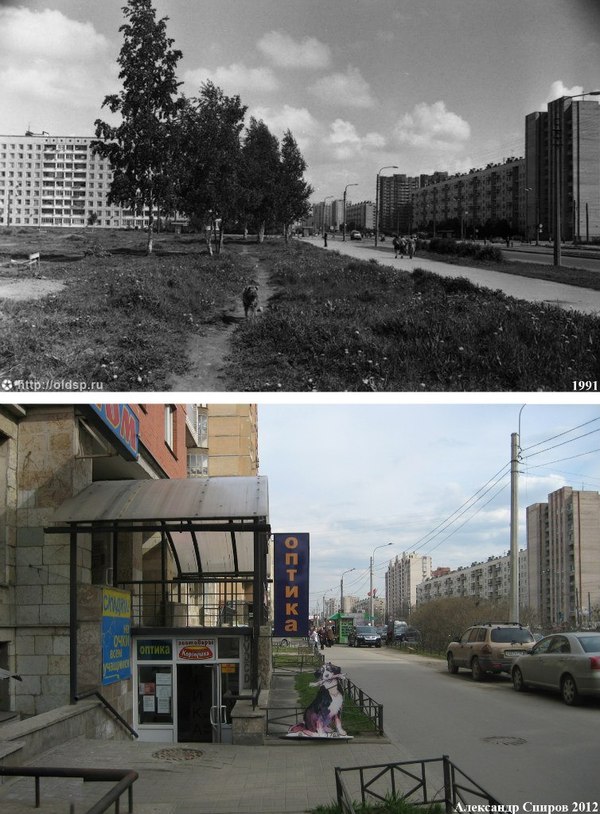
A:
[369,542,392,624]
[374,166,398,248]
[552,90,600,266]
[342,183,358,241]
[340,567,355,615]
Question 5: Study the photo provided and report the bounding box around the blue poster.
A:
[273,533,310,638]
[102,588,131,685]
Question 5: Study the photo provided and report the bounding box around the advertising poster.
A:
[273,533,310,638]
[102,587,131,685]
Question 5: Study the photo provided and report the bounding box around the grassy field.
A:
[227,241,600,392]
[1,228,599,392]
[0,228,260,391]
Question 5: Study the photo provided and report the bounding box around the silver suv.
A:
[446,622,535,680]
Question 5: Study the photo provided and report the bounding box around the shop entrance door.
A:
[176,664,213,742]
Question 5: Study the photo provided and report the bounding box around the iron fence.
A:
[344,678,384,736]
[0,766,138,814]
[335,755,502,813]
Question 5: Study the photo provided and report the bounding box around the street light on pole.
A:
[552,90,600,266]
[342,183,358,241]
[374,166,398,248]
[369,542,392,624]
[340,567,355,615]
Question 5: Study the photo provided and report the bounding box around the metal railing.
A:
[0,766,138,814]
[75,690,138,739]
[335,755,502,813]
[344,678,384,736]
[118,579,252,628]
[272,643,324,674]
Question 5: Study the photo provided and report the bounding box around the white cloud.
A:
[395,100,470,150]
[184,64,279,95]
[309,66,375,109]
[257,31,331,69]
[249,104,320,151]
[546,80,584,104]
[0,7,116,131]
[0,6,109,61]
[323,119,385,161]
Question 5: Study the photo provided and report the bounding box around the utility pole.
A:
[510,431,520,622]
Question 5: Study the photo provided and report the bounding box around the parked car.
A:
[511,631,600,705]
[446,622,535,680]
[348,625,382,648]
[350,230,362,240]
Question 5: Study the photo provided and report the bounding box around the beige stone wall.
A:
[207,405,258,477]
[13,406,92,715]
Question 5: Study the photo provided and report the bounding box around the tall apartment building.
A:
[416,551,529,608]
[0,132,154,228]
[525,96,600,242]
[412,158,525,238]
[527,486,600,628]
[378,173,420,234]
[385,552,431,621]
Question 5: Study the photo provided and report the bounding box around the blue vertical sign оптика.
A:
[273,533,310,638]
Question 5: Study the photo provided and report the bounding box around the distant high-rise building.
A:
[378,173,420,234]
[385,552,431,620]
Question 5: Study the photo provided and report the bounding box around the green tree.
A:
[240,118,281,243]
[174,83,246,255]
[277,130,313,242]
[92,0,182,255]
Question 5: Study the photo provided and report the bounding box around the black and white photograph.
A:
[1,0,600,392]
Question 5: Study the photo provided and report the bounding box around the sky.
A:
[257,402,600,615]
[1,0,600,205]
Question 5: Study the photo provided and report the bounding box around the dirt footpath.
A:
[167,245,278,391]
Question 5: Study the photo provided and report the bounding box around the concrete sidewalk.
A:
[304,236,600,316]
[0,672,399,814]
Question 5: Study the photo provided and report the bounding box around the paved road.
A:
[331,644,600,806]
[505,244,600,273]
[303,236,600,316]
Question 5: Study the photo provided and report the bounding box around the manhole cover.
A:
[152,747,204,761]
[483,736,527,746]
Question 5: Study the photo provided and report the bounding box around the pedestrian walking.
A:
[323,232,328,248]
[309,628,319,653]
[393,235,400,258]
[408,236,415,259]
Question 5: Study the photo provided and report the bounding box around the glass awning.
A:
[47,476,270,577]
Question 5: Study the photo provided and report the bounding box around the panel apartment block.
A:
[0,133,153,228]
[525,97,600,242]
[527,486,600,628]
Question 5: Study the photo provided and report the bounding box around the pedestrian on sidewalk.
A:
[323,232,328,248]
[309,628,319,653]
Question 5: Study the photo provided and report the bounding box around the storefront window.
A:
[138,665,173,724]
[217,637,240,659]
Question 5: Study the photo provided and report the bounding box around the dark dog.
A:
[242,284,259,318]
[288,662,347,737]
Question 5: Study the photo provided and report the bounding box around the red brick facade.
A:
[132,404,188,478]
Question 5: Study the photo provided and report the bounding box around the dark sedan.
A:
[348,625,382,648]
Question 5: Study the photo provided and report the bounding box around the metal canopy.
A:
[48,476,270,577]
